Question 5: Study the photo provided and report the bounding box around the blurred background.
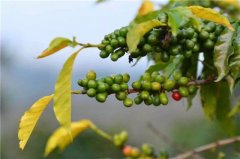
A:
[1,0,240,159]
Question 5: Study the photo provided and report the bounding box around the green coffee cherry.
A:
[105,45,114,53]
[153,94,161,106]
[114,74,123,84]
[203,39,214,50]
[104,76,114,85]
[142,81,152,90]
[111,53,119,61]
[144,96,153,105]
[185,40,195,49]
[161,52,170,62]
[178,77,189,85]
[100,50,109,58]
[179,86,189,97]
[142,72,151,81]
[199,31,209,40]
[132,81,141,90]
[119,27,128,37]
[87,88,96,97]
[96,93,107,103]
[148,34,158,44]
[86,70,96,80]
[113,135,122,147]
[119,131,128,143]
[159,92,168,105]
[164,79,175,91]
[88,80,97,89]
[140,91,150,100]
[143,43,152,52]
[186,28,195,38]
[116,49,125,58]
[111,84,121,92]
[173,71,182,81]
[81,79,88,87]
[188,85,198,94]
[131,148,141,158]
[151,82,161,91]
[120,83,128,91]
[117,36,126,46]
[97,82,108,92]
[123,98,133,107]
[116,91,127,101]
[134,95,143,105]
[155,75,165,83]
[123,73,130,83]
[193,44,200,52]
[184,50,192,58]
[141,144,153,156]
[110,39,119,48]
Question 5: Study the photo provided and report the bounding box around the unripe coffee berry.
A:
[160,92,168,105]
[86,70,96,80]
[123,98,133,107]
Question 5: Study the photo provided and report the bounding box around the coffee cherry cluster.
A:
[132,71,198,106]
[78,70,199,107]
[77,70,133,106]
[98,26,129,61]
[98,20,225,63]
[122,143,168,159]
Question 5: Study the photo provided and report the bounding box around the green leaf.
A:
[132,10,163,25]
[188,6,234,31]
[228,102,240,117]
[127,19,165,52]
[229,25,240,80]
[200,84,217,119]
[167,7,192,36]
[163,55,184,78]
[189,16,202,31]
[214,27,235,82]
[37,37,73,59]
[53,49,81,130]
[200,82,235,134]
[145,58,174,74]
[18,94,53,150]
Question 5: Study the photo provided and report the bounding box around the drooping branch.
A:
[170,136,240,159]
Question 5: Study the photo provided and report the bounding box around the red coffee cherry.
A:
[172,91,182,101]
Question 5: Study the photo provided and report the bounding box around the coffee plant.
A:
[18,0,240,158]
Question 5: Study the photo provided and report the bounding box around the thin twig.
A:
[77,42,103,48]
[147,123,185,152]
[171,136,240,159]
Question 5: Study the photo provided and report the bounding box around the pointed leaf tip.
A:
[44,120,93,156]
[37,37,72,59]
[188,6,234,31]
[18,94,53,150]
[53,50,81,131]
[127,19,165,52]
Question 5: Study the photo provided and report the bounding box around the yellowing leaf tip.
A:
[18,94,53,150]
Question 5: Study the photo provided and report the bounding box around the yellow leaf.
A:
[138,0,154,16]
[37,37,72,59]
[18,94,53,150]
[213,0,240,9]
[53,49,81,130]
[44,120,93,156]
[188,6,234,31]
[127,19,165,52]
